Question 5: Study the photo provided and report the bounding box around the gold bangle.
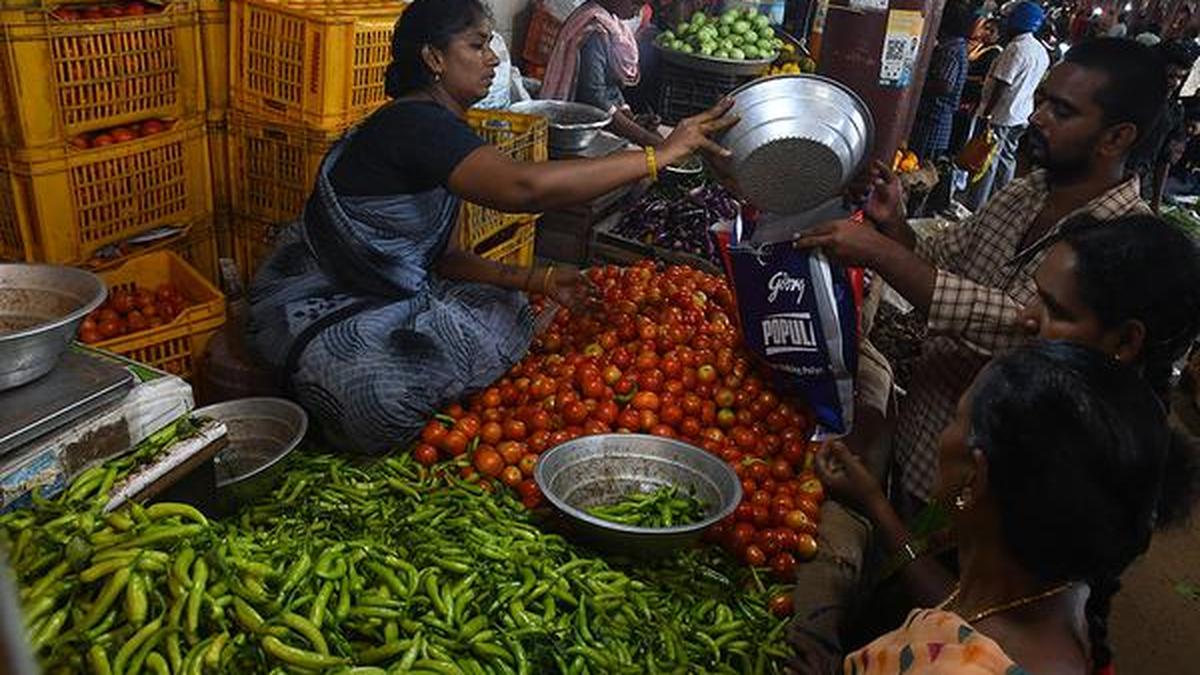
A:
[543,264,555,295]
[645,146,659,183]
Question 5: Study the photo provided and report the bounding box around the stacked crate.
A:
[221,0,405,282]
[220,0,546,283]
[0,0,225,380]
[0,0,217,272]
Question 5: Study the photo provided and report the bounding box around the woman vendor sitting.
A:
[541,0,666,148]
[247,0,733,454]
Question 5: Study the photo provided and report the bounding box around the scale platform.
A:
[0,349,134,457]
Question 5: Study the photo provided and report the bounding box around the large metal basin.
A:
[0,264,106,391]
[197,397,308,509]
[722,74,874,214]
[534,434,741,558]
[510,100,612,154]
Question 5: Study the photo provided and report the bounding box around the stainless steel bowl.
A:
[534,434,741,557]
[196,397,308,508]
[510,100,612,154]
[0,264,106,391]
[722,74,874,214]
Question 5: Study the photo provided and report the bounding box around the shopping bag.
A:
[955,124,998,183]
[711,211,860,437]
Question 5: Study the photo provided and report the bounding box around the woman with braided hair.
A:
[815,341,1198,674]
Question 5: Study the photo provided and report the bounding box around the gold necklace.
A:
[941,582,1075,624]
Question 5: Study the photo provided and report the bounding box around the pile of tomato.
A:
[69,118,172,151]
[414,261,823,578]
[51,2,162,21]
[78,282,189,343]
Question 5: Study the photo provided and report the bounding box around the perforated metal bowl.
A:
[0,264,106,391]
[722,74,874,215]
[534,434,741,557]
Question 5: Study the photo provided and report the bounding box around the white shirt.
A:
[981,32,1051,127]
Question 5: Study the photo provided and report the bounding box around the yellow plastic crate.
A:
[0,116,213,264]
[460,109,548,251]
[169,215,220,283]
[229,0,406,129]
[199,0,229,116]
[477,217,536,267]
[95,249,226,379]
[227,110,342,224]
[207,118,230,214]
[228,211,284,283]
[0,2,206,148]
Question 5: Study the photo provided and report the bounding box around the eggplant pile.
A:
[611,183,740,267]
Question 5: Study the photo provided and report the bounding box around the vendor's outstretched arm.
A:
[448,101,735,213]
[609,108,665,148]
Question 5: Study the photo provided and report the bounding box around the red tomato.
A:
[593,400,618,425]
[480,421,503,445]
[768,594,794,617]
[501,465,523,488]
[516,478,541,501]
[413,444,439,466]
[126,310,147,332]
[140,119,165,135]
[454,416,480,440]
[747,462,770,483]
[743,545,767,567]
[473,448,504,477]
[420,420,447,445]
[734,502,754,522]
[650,424,675,438]
[631,391,660,411]
[110,127,136,143]
[714,387,735,408]
[770,459,793,481]
[696,364,717,384]
[498,441,524,465]
[679,417,701,438]
[503,419,528,441]
[659,404,683,426]
[440,430,468,457]
[638,409,658,432]
[635,350,659,371]
[617,409,640,431]
[751,504,770,528]
[481,388,502,408]
[730,523,756,552]
[770,552,797,581]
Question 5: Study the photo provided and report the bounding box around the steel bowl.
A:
[722,74,874,215]
[0,264,106,391]
[196,397,308,509]
[534,434,741,557]
[510,100,612,154]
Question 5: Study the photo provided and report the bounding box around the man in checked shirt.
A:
[796,38,1170,513]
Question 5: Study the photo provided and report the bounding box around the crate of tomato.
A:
[81,249,225,379]
[0,0,205,148]
[0,116,212,265]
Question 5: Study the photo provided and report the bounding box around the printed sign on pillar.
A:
[878,9,924,88]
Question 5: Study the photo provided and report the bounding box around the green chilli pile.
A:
[1,446,795,674]
[586,486,708,528]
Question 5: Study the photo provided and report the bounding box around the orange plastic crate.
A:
[0,1,206,148]
[227,110,341,224]
[460,109,548,251]
[169,215,220,283]
[229,0,406,129]
[207,118,230,214]
[0,116,213,263]
[94,249,226,379]
[477,216,536,268]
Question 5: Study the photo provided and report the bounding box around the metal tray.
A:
[655,43,774,77]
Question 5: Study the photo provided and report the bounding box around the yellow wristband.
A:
[645,146,659,183]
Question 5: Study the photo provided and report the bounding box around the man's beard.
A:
[1028,126,1095,182]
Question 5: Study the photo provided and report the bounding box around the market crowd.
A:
[781,6,1200,675]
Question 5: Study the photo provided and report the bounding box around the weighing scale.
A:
[0,349,134,456]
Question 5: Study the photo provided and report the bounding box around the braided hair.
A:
[969,342,1200,669]
[384,0,490,98]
